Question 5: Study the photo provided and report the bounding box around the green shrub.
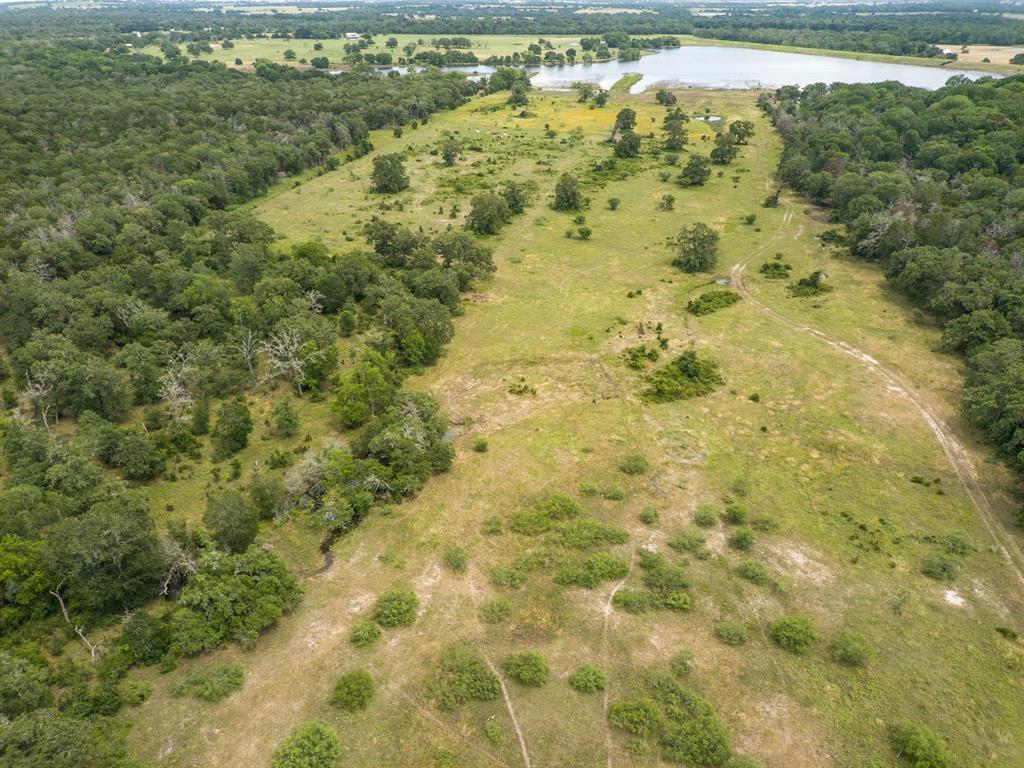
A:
[662,591,692,611]
[568,663,606,693]
[331,669,374,711]
[619,454,650,475]
[432,645,501,711]
[608,697,661,736]
[510,494,581,535]
[693,504,717,528]
[729,528,754,551]
[830,632,874,667]
[769,615,817,654]
[661,711,732,766]
[602,484,627,500]
[374,588,419,628]
[558,518,629,549]
[940,533,972,557]
[642,350,723,403]
[555,552,629,588]
[349,620,381,648]
[173,663,243,702]
[472,437,489,453]
[639,507,658,525]
[715,621,749,646]
[481,515,503,535]
[890,722,950,768]
[921,552,959,581]
[613,588,653,614]
[667,529,706,555]
[503,651,548,686]
[724,503,747,525]
[736,561,769,585]
[271,722,340,768]
[669,651,695,678]
[480,599,512,624]
[443,546,468,573]
[482,718,503,745]
[687,290,742,316]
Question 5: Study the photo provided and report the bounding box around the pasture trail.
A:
[483,654,533,768]
[731,206,1024,592]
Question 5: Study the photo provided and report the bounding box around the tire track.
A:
[482,654,533,768]
[601,552,636,768]
[730,206,1024,591]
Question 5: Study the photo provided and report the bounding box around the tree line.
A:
[760,75,1024,511]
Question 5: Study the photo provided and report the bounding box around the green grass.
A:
[124,88,1024,768]
[142,33,592,69]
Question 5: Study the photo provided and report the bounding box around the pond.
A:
[418,44,995,92]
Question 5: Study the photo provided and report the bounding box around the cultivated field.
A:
[127,89,1024,768]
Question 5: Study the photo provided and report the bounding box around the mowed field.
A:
[127,89,1024,768]
[141,34,590,68]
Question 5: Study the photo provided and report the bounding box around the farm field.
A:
[125,88,1024,768]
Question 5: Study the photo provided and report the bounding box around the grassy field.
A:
[126,88,1024,768]
[935,42,1024,67]
[142,34,592,69]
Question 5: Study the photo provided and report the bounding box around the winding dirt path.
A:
[730,208,1024,591]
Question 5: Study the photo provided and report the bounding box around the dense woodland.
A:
[3,2,1024,60]
[0,41,522,765]
[760,75,1024,497]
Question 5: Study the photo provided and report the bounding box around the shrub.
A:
[607,197,621,210]
[173,663,243,702]
[443,546,468,573]
[669,651,695,678]
[472,437,489,453]
[769,615,817,654]
[558,518,628,549]
[271,722,340,768]
[642,350,723,403]
[608,697,661,736]
[661,712,732,766]
[482,515,503,535]
[510,494,581,535]
[729,528,754,551]
[715,621,749,646]
[830,632,874,667]
[555,552,629,588]
[502,652,548,686]
[921,552,959,581]
[374,588,419,628]
[432,645,501,711]
[639,507,658,525]
[890,722,950,768]
[480,599,512,624]
[349,620,381,648]
[724,503,747,525]
[736,561,769,585]
[693,505,717,528]
[940,533,972,556]
[619,454,650,475]
[613,588,653,614]
[667,529,706,555]
[602,484,627,500]
[331,669,374,711]
[687,290,741,316]
[568,663,606,693]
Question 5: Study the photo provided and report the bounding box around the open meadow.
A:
[125,88,1024,768]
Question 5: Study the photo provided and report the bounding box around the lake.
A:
[424,44,996,91]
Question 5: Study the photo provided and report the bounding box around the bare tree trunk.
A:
[50,583,102,663]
